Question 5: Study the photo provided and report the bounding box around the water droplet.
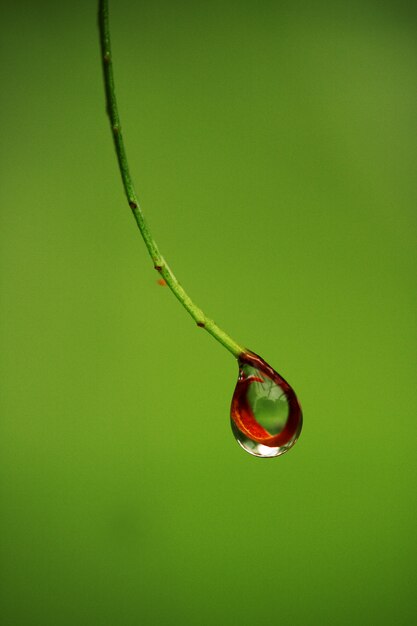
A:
[231,351,302,458]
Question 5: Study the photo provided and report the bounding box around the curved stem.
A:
[98,0,244,359]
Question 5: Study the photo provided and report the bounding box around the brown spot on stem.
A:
[103,52,111,64]
[197,321,205,328]
[154,265,162,272]
[129,201,137,210]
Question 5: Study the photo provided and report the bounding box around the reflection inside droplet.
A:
[230,351,302,458]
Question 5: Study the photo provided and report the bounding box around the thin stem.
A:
[98,0,244,359]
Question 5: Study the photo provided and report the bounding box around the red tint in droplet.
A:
[231,350,302,457]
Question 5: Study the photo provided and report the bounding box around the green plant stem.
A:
[98,0,244,359]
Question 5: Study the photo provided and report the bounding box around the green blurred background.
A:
[1,1,416,624]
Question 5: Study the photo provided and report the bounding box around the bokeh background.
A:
[1,1,416,624]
